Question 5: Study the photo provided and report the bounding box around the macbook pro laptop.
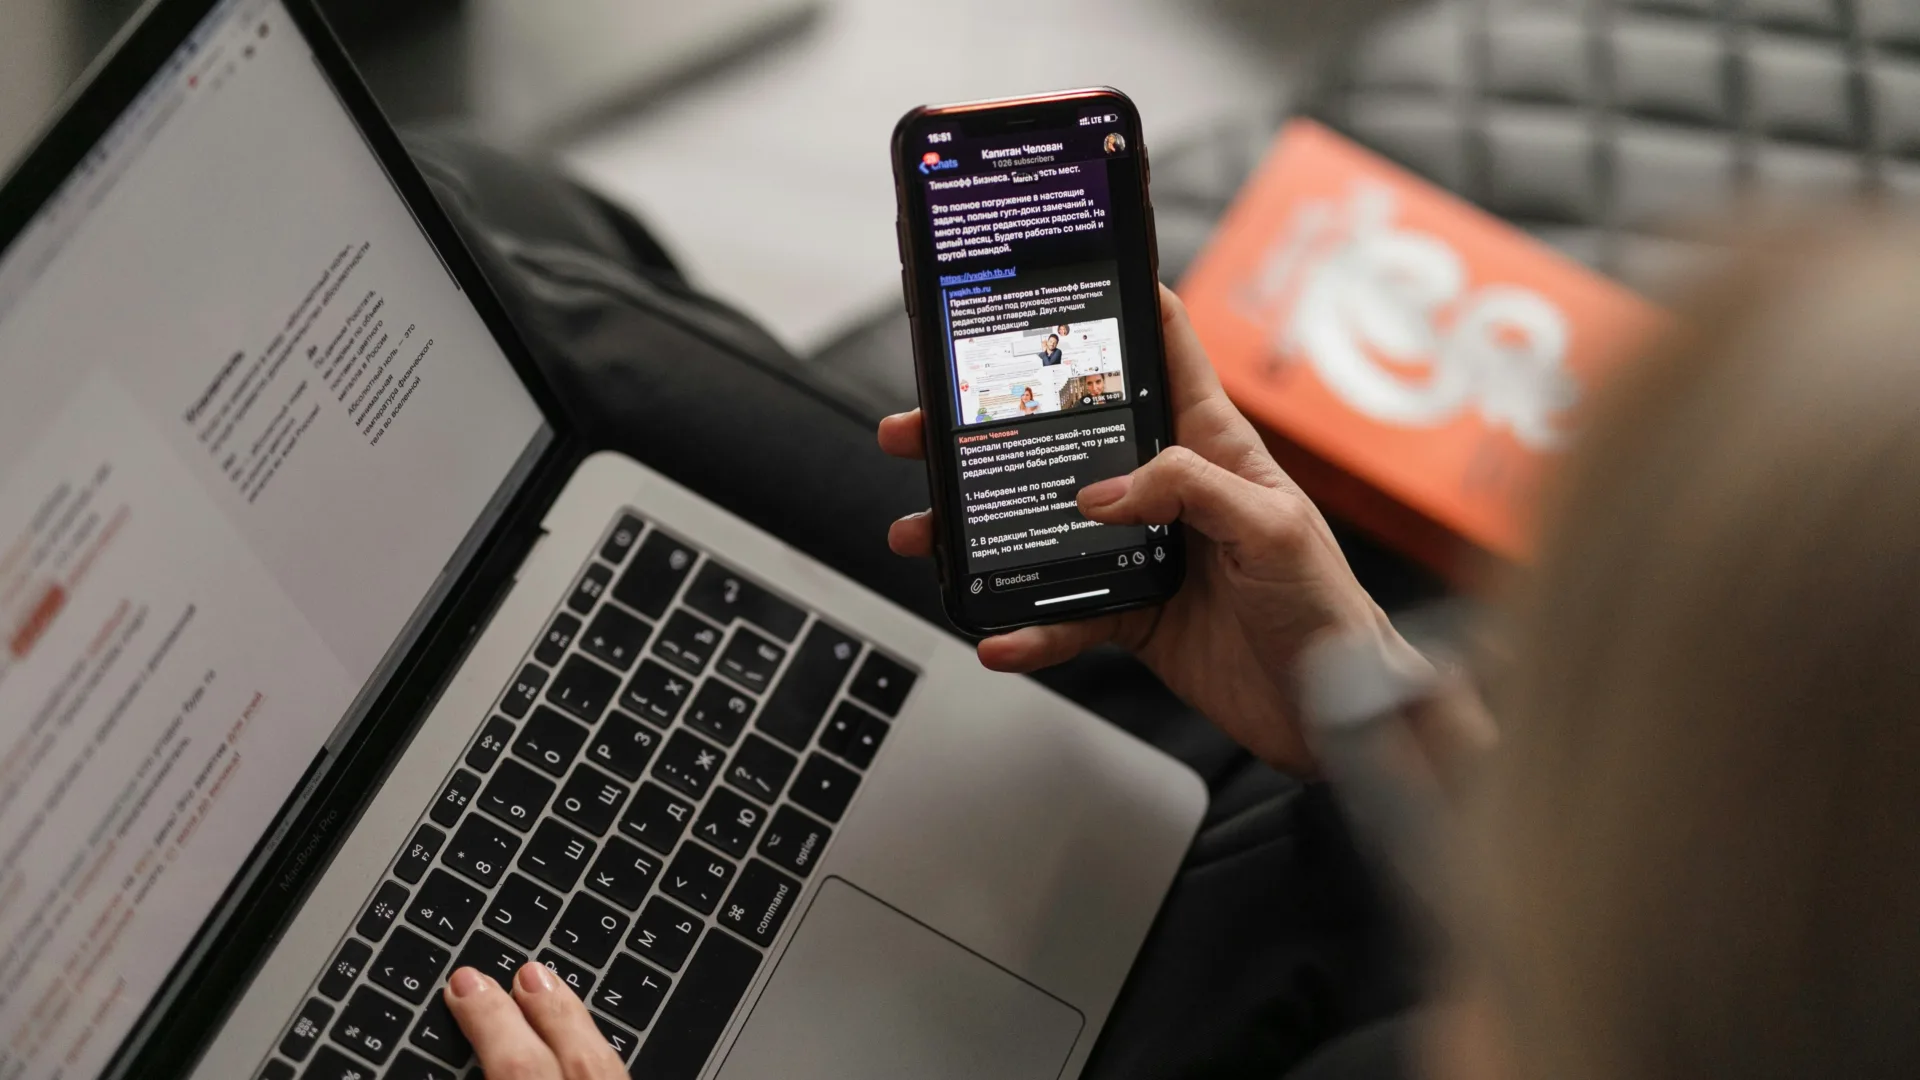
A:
[0,1,1204,1078]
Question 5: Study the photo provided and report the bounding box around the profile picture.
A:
[1104,132,1127,154]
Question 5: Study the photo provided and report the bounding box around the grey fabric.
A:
[1300,0,1920,296]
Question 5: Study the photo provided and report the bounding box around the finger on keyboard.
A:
[511,962,630,1079]
[443,967,558,1080]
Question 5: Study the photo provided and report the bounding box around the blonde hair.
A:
[1477,218,1920,1079]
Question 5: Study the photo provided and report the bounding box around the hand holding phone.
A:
[879,282,1408,774]
[891,87,1184,634]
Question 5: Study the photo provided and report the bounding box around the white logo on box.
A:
[1240,182,1579,449]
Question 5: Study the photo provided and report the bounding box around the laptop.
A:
[0,1,1204,1078]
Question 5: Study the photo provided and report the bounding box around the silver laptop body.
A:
[0,3,1204,1078]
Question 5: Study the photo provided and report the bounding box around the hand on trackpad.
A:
[715,877,1084,1079]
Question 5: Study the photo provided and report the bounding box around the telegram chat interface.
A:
[909,111,1151,581]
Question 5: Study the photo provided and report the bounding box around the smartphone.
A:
[892,87,1185,635]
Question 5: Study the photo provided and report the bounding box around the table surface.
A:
[559,0,1299,354]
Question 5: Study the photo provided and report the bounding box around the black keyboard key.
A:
[537,949,596,996]
[406,870,485,946]
[279,997,332,1061]
[261,1060,296,1080]
[790,753,861,823]
[483,873,560,950]
[628,896,701,972]
[429,770,480,828]
[849,651,916,716]
[844,709,890,767]
[477,759,555,831]
[725,735,796,805]
[388,1050,455,1080]
[683,563,807,642]
[652,729,724,800]
[304,1045,378,1080]
[331,985,411,1065]
[518,818,596,892]
[370,927,451,1004]
[408,997,472,1067]
[684,679,756,746]
[612,531,697,619]
[817,701,863,758]
[620,783,694,854]
[592,1013,639,1063]
[758,806,831,878]
[534,613,580,667]
[567,563,613,615]
[601,514,644,565]
[718,859,801,947]
[586,711,660,781]
[632,930,762,1078]
[512,705,591,777]
[715,627,785,693]
[395,825,445,885]
[652,610,723,676]
[453,930,526,992]
[319,939,373,1000]
[662,842,736,915]
[546,656,618,724]
[442,815,519,888]
[357,881,408,942]
[595,954,671,1032]
[694,788,765,859]
[581,605,651,671]
[755,622,860,750]
[586,836,662,911]
[844,716,888,768]
[555,764,630,836]
[820,702,888,769]
[501,664,546,719]
[620,660,692,727]
[464,717,514,773]
[552,893,629,967]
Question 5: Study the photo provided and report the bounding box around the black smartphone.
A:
[892,87,1185,635]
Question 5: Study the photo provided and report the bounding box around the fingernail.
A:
[516,962,555,995]
[1079,475,1131,508]
[448,968,488,998]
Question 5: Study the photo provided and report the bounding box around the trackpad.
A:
[715,878,1084,1079]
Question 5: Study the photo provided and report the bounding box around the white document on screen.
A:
[0,2,545,1075]
[0,374,349,1077]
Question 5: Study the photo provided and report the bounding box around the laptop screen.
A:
[0,1,548,1074]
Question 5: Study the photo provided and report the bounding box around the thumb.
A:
[1079,446,1301,553]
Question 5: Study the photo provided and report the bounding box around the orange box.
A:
[1178,119,1666,579]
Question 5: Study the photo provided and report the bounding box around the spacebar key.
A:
[632,928,762,1078]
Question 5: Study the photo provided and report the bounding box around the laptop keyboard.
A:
[257,512,919,1080]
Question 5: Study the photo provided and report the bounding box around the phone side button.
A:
[900,267,916,317]
[1146,204,1161,279]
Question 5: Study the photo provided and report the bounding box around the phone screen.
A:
[898,93,1182,629]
